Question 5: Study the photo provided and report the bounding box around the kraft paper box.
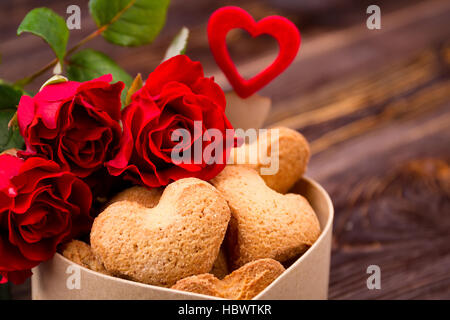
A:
[32,92,334,300]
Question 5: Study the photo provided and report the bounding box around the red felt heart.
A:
[207,6,301,99]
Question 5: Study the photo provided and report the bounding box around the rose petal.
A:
[145,55,204,95]
[191,77,226,110]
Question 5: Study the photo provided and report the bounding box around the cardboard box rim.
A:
[32,176,334,300]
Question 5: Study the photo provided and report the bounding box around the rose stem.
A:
[13,27,106,88]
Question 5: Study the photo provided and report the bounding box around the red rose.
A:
[107,55,235,187]
[0,155,92,284]
[18,75,124,178]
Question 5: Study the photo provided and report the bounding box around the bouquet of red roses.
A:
[0,55,234,284]
[1,54,237,284]
[0,3,302,289]
[0,2,235,284]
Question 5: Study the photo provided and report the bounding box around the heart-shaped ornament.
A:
[208,6,301,98]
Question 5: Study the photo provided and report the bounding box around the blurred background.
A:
[0,0,449,299]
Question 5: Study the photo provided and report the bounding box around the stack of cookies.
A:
[61,127,321,300]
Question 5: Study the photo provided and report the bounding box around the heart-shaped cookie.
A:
[90,178,231,286]
[109,185,163,207]
[61,240,109,275]
[208,6,301,98]
[211,166,320,269]
[172,258,285,300]
[230,127,310,193]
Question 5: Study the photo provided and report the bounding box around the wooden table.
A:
[1,0,449,300]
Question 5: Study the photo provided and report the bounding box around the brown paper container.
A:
[32,92,334,300]
[31,176,332,300]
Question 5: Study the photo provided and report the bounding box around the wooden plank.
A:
[309,106,450,182]
[312,104,450,299]
[309,78,450,154]
[267,44,450,155]
[254,0,450,117]
[268,51,442,129]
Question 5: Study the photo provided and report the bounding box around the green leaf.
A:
[163,27,189,61]
[89,0,170,47]
[1,122,24,151]
[0,84,25,152]
[66,49,133,103]
[17,8,69,63]
[0,84,23,109]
